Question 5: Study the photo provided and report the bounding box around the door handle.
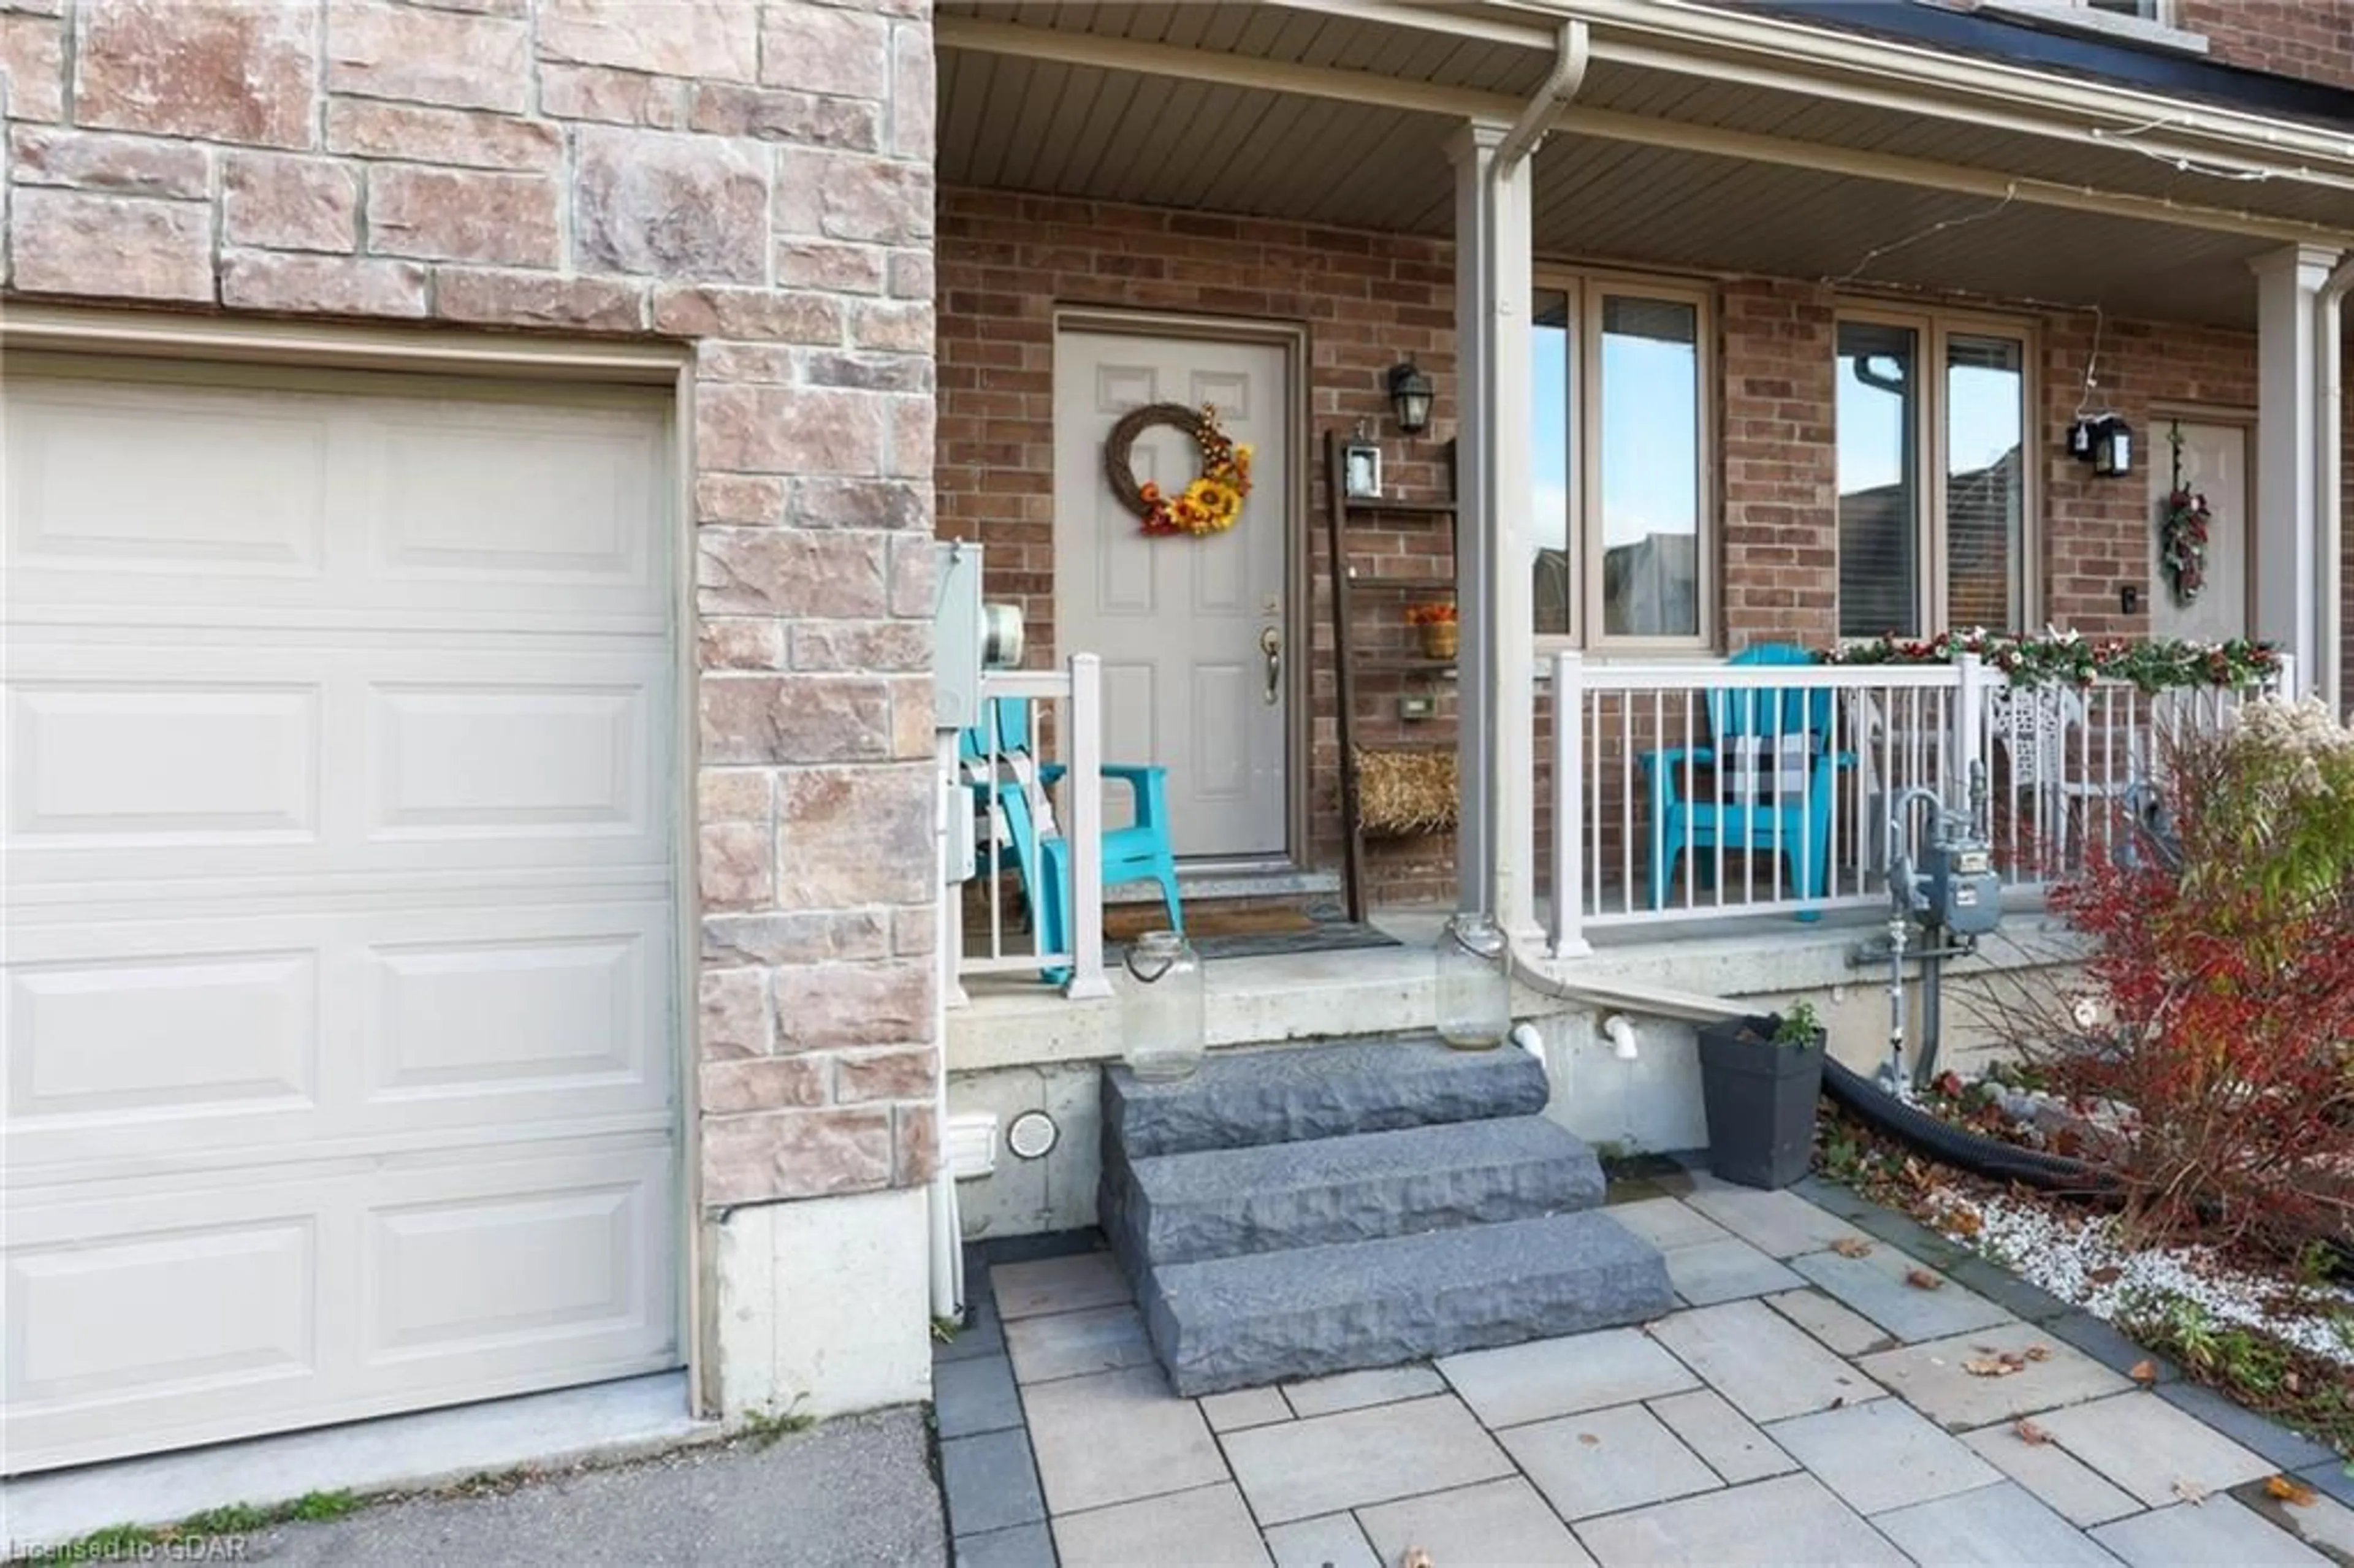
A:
[1260,626,1282,706]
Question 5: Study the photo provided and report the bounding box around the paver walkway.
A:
[939,1168,2354,1567]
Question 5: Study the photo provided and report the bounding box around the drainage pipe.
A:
[1496,19,1590,169]
[2318,251,2353,714]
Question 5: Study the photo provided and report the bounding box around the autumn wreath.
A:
[1105,402,1254,538]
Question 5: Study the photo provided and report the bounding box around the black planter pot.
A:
[1697,1013,1826,1190]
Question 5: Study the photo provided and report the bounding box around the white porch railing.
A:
[1544,650,2289,953]
[950,653,1110,1000]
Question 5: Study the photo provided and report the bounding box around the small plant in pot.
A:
[1697,1001,1827,1190]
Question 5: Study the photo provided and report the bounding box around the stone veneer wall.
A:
[1,0,940,1415]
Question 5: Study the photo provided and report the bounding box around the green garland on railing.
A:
[1820,630,2283,693]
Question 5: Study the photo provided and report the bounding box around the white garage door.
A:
[1,356,683,1474]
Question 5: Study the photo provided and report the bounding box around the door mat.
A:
[1105,900,1401,962]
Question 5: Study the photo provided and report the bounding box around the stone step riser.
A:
[1107,1117,1606,1269]
[1136,1211,1676,1396]
[1103,1036,1550,1160]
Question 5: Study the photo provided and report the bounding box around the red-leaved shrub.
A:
[2029,698,2354,1257]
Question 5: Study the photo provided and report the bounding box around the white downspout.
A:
[2320,254,2354,716]
[1498,20,1590,170]
[930,734,964,1325]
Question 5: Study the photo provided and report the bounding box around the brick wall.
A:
[935,187,1465,905]
[2176,0,2354,90]
[0,0,940,1212]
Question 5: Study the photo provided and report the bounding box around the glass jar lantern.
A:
[1436,913,1510,1050]
[1119,929,1205,1081]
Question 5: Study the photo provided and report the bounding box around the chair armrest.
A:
[1638,746,1716,775]
[1100,763,1168,784]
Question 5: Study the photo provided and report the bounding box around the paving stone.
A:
[1648,1388,1798,1484]
[1199,1386,1291,1434]
[1791,1175,1884,1221]
[1766,1397,2003,1515]
[992,1252,1131,1320]
[1271,1507,1374,1563]
[1648,1300,1887,1423]
[1666,1235,1807,1306]
[2032,1391,2277,1508]
[983,1230,1108,1266]
[1872,1480,2124,1567]
[1766,1288,1899,1358]
[2094,1498,2330,1567]
[2296,1460,2354,1508]
[1021,1366,1227,1516]
[1501,1402,1723,1521]
[1004,1304,1156,1385]
[1357,1477,1595,1567]
[1222,1394,1513,1525]
[1858,1322,2131,1431]
[1264,1513,1382,1568]
[1682,1184,1875,1260]
[1282,1363,1444,1418]
[954,1521,1056,1568]
[1606,1195,1734,1251]
[940,1429,1046,1538]
[936,1295,1008,1363]
[1846,1205,1976,1270]
[934,1353,1024,1439]
[2236,1484,2354,1563]
[1052,1482,1273,1568]
[2043,1313,2179,1383]
[2157,1381,2338,1471]
[1945,1255,2074,1322]
[1961,1425,2143,1528]
[1575,1472,1908,1568]
[1789,1248,2014,1343]
[1439,1326,1697,1428]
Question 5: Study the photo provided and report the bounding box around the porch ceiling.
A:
[937,2,2354,330]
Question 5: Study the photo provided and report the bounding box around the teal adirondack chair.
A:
[1639,643,1854,918]
[960,696,1182,959]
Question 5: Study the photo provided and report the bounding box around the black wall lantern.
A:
[1385,359,1434,436]
[2093,415,2133,478]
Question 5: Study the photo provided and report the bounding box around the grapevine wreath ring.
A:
[1105,402,1254,538]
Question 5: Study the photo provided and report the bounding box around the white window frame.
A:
[1975,0,2211,56]
[1833,302,2043,639]
[1531,267,1718,655]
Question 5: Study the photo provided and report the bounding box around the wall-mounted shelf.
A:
[1323,430,1460,921]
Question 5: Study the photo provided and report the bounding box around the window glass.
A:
[1532,289,1573,637]
[1597,296,1700,637]
[1837,321,1920,638]
[1945,335,2027,633]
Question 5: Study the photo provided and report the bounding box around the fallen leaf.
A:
[2025,1345,2053,1363]
[2171,1479,2209,1506]
[1403,1550,1433,1568]
[1963,1358,2022,1379]
[2014,1419,2052,1445]
[1904,1268,1945,1292]
[1578,1433,1601,1446]
[2265,1475,2318,1507]
[2087,1265,2125,1286]
[1998,1352,2028,1369]
[1947,1209,1984,1239]
[1830,1396,1848,1409]
[1832,1238,1873,1258]
[2130,1360,2159,1385]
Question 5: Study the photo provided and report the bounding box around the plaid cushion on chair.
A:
[1718,731,1816,804]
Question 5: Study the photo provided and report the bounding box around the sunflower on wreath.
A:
[1107,402,1255,538]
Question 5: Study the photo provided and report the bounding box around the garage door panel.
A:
[366,931,652,1098]
[4,1139,675,1471]
[368,679,650,840]
[4,380,333,577]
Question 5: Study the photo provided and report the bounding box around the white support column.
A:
[2250,244,2344,697]
[1449,120,1538,940]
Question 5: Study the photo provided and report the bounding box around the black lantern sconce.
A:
[2093,415,2133,478]
[1385,359,1434,436]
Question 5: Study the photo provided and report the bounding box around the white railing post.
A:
[1062,653,1111,1000]
[1550,650,1590,959]
[1954,651,1986,804]
[2273,651,2298,703]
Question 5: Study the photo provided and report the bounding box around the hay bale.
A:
[1356,746,1459,837]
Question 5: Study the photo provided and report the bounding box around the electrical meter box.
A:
[1922,829,2002,936]
[933,541,1023,734]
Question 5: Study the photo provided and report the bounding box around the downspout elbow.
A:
[1496,18,1589,171]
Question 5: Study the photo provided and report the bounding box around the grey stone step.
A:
[1136,1210,1676,1396]
[1111,1116,1604,1268]
[1103,1035,1549,1160]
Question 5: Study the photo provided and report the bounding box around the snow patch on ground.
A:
[1927,1190,2354,1370]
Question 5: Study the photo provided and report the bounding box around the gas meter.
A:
[1885,766,2001,940]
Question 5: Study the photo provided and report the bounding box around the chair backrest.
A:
[1711,642,1830,749]
[1987,682,2088,789]
[958,695,1032,764]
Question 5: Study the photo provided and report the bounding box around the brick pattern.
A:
[2176,0,2354,90]
[0,0,939,1211]
[935,189,1465,905]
